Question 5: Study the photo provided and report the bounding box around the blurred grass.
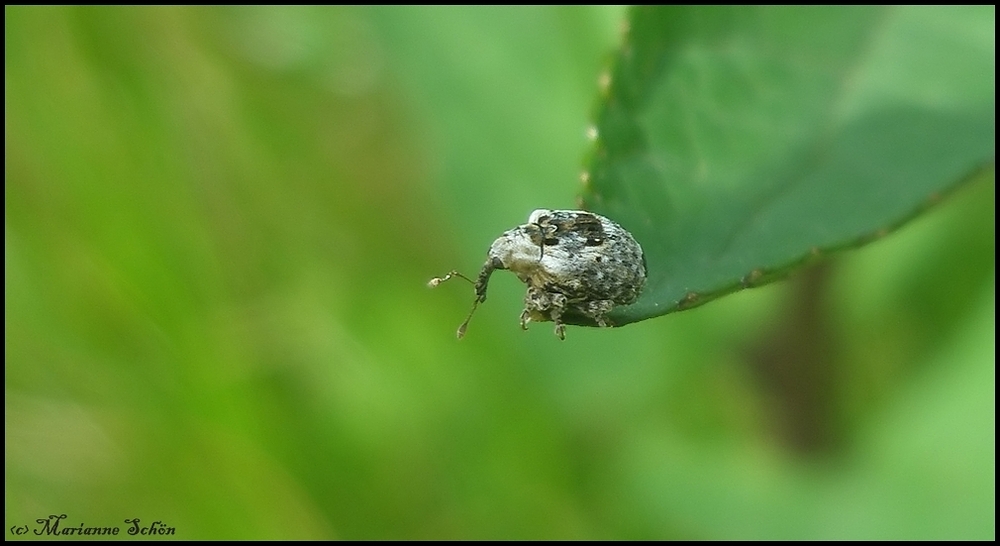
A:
[5,6,995,539]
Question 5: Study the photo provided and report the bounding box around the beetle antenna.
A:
[429,270,483,338]
[427,270,474,288]
[456,297,481,339]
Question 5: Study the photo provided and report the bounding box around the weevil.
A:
[429,209,646,340]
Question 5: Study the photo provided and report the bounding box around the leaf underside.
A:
[578,6,995,326]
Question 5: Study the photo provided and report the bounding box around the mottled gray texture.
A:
[472,209,646,339]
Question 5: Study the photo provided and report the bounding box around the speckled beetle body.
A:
[431,209,646,340]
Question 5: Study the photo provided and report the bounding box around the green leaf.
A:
[582,6,995,326]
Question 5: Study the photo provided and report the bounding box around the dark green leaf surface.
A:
[582,6,995,325]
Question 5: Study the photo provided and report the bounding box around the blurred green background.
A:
[5,6,994,539]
